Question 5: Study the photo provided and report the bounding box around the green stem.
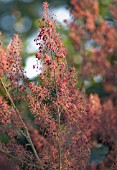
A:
[53,67,62,170]
[51,55,62,170]
[58,109,62,170]
[0,78,43,169]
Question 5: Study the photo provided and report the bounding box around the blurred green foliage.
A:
[0,0,70,38]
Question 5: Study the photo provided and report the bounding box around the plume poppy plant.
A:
[0,1,116,170]
[0,2,91,169]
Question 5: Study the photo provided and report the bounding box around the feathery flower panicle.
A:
[42,1,49,10]
[34,2,66,71]
[28,2,92,169]
[6,34,26,101]
[0,95,12,124]
[6,34,22,83]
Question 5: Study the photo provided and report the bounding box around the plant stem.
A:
[58,109,62,170]
[0,78,43,169]
[53,64,62,170]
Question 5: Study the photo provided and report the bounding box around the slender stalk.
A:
[0,78,43,169]
[58,108,62,170]
[52,60,62,170]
